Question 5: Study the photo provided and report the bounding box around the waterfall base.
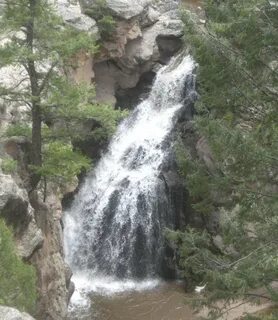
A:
[68,282,196,320]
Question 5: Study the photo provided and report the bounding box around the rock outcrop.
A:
[0,173,44,260]
[78,0,184,106]
[30,193,73,320]
[0,171,73,320]
[0,306,35,320]
[53,0,98,33]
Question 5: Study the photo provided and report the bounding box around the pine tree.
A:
[0,0,126,190]
[168,1,278,318]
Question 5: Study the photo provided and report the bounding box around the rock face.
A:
[106,0,151,19]
[0,173,44,260]
[0,306,35,320]
[0,172,73,320]
[30,193,73,320]
[53,0,98,33]
[0,65,29,135]
[78,0,184,106]
[0,148,72,320]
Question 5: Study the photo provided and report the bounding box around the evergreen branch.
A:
[38,61,59,94]
[244,293,273,301]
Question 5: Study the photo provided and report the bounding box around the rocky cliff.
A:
[0,0,185,319]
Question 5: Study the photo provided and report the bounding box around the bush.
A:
[1,158,17,174]
[83,0,116,40]
[98,15,116,40]
[35,141,91,185]
[5,124,32,138]
[0,219,37,312]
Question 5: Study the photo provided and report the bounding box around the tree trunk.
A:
[26,0,42,189]
[30,102,42,189]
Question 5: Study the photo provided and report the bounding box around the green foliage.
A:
[0,1,97,69]
[165,228,216,288]
[5,125,32,139]
[176,143,218,215]
[1,158,17,174]
[0,219,36,312]
[35,141,90,184]
[98,15,116,40]
[242,308,278,320]
[182,0,278,118]
[0,0,126,188]
[83,0,116,40]
[78,104,128,140]
[83,0,109,19]
[170,1,278,318]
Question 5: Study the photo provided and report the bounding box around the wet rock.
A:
[116,70,156,109]
[0,306,35,320]
[161,170,191,229]
[157,35,183,64]
[72,117,107,160]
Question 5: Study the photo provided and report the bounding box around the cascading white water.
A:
[64,55,196,304]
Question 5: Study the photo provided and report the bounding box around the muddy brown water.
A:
[69,282,198,320]
[67,281,273,320]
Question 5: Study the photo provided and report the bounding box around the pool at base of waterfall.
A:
[68,281,197,320]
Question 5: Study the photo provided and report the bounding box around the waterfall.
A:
[64,55,196,301]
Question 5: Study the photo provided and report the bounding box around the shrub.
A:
[0,219,37,313]
[1,158,17,174]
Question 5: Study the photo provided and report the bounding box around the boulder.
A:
[123,16,183,64]
[53,0,98,34]
[0,174,28,212]
[0,174,44,259]
[106,0,151,19]
[80,0,151,20]
[0,306,35,320]
[16,219,44,259]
